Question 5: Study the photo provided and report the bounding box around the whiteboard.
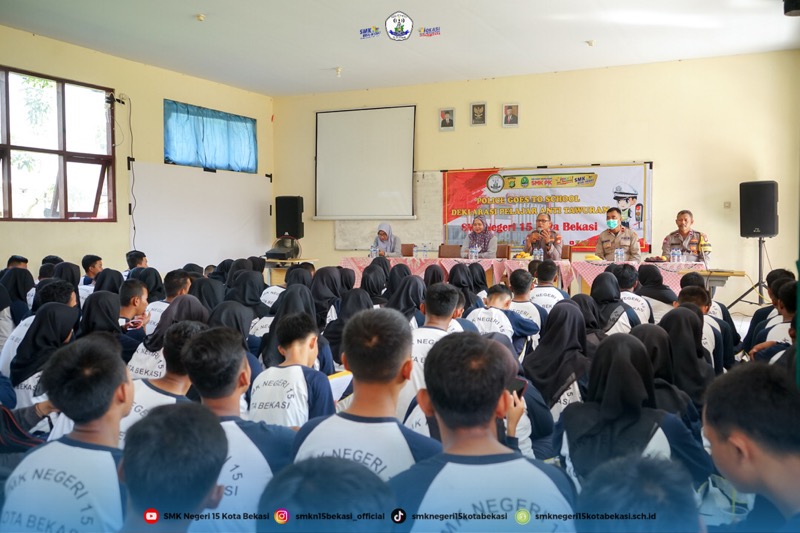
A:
[129,162,272,270]
[335,171,442,250]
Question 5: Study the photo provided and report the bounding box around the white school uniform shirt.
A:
[77,284,94,308]
[0,315,34,377]
[530,285,566,313]
[509,300,545,355]
[701,318,717,356]
[118,379,189,447]
[764,314,784,331]
[396,327,449,421]
[249,365,333,428]
[127,343,166,380]
[25,287,36,310]
[766,322,792,344]
[144,299,170,335]
[465,307,513,339]
[249,316,273,337]
[550,381,582,424]
[0,308,13,355]
[708,301,724,321]
[620,291,653,325]
[642,297,674,324]
[260,286,284,308]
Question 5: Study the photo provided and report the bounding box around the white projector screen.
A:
[315,106,415,219]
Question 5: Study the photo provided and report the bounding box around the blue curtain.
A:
[164,100,257,173]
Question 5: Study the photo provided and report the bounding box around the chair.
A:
[438,244,462,258]
[401,243,415,257]
[561,244,572,262]
[496,244,511,259]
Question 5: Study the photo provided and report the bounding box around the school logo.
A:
[486,174,504,193]
[386,11,413,41]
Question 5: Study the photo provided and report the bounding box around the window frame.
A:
[0,65,116,222]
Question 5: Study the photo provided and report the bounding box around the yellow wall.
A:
[274,51,800,304]
[0,25,274,272]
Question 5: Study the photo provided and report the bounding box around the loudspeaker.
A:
[740,181,778,238]
[275,196,304,239]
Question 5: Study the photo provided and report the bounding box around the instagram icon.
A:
[274,509,290,525]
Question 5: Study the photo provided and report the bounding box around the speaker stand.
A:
[728,237,768,309]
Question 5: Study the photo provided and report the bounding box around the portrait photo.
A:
[502,103,519,128]
[439,108,455,131]
[470,102,486,126]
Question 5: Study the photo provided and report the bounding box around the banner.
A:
[443,163,653,252]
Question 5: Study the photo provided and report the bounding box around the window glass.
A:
[9,73,58,150]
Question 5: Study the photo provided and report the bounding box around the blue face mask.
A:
[606,219,619,230]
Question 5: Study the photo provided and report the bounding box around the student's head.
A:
[527,260,542,279]
[182,327,249,399]
[778,281,797,316]
[341,308,412,384]
[453,290,466,319]
[536,260,558,284]
[577,456,700,533]
[679,272,706,290]
[485,284,512,309]
[41,255,63,266]
[509,269,533,297]
[203,264,215,277]
[422,332,510,430]
[766,268,795,287]
[422,283,459,318]
[6,255,28,268]
[40,332,132,424]
[163,321,209,376]
[703,364,800,494]
[37,263,56,280]
[123,403,226,514]
[614,264,639,291]
[677,286,710,313]
[769,277,793,305]
[125,250,147,270]
[164,269,192,298]
[299,262,316,277]
[276,313,319,365]
[37,279,77,307]
[257,458,395,533]
[120,279,148,315]
[81,254,103,277]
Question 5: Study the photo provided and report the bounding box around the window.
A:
[0,67,115,220]
[163,100,257,173]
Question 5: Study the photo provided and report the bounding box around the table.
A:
[264,258,318,286]
[571,261,706,295]
[680,270,745,298]
[339,257,574,289]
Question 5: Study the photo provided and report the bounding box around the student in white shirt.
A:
[145,269,191,335]
[613,263,654,325]
[508,269,548,354]
[531,260,569,313]
[123,250,147,280]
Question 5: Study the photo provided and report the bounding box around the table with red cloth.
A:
[570,261,705,294]
[339,257,574,290]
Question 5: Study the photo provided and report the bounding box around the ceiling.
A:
[0,0,798,96]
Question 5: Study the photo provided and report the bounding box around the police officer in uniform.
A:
[523,213,563,260]
[612,183,640,229]
[661,209,711,263]
[595,208,642,261]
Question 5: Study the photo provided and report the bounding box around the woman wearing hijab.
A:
[590,272,640,335]
[261,266,314,312]
[225,258,253,287]
[570,294,607,359]
[460,214,497,259]
[132,267,166,303]
[423,264,446,287]
[182,263,204,276]
[338,267,356,292]
[635,264,678,323]
[309,267,343,328]
[78,291,139,362]
[560,335,713,489]
[208,258,234,284]
[370,256,391,281]
[447,263,482,315]
[0,286,14,353]
[659,306,715,409]
[225,271,270,319]
[321,289,374,364]
[384,263,411,301]
[468,263,489,299]
[360,265,387,307]
[522,300,590,423]
[248,256,266,274]
[387,276,426,328]
[371,223,401,257]
[93,268,125,294]
[0,268,35,326]
[208,301,264,399]
[188,277,226,313]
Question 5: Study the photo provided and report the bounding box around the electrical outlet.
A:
[723,201,731,209]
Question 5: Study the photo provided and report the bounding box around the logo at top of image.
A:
[386,11,413,41]
[486,174,504,194]
[521,177,529,187]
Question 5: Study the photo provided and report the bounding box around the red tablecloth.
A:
[570,261,705,294]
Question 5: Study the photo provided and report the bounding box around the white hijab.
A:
[377,223,394,253]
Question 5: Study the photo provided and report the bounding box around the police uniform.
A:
[524,229,563,260]
[661,230,711,262]
[595,227,642,261]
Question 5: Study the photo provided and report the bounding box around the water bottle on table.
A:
[614,248,625,263]
[422,243,428,259]
[369,245,377,259]
[670,249,680,263]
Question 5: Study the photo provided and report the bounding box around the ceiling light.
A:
[335,67,343,78]
[196,13,206,22]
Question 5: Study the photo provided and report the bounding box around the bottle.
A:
[369,245,377,259]
[422,243,428,259]
[670,249,680,263]
[413,245,418,258]
[615,248,625,263]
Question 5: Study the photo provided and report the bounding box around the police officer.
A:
[523,213,563,260]
[612,183,640,229]
[661,210,711,263]
[595,208,642,261]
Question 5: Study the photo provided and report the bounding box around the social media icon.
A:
[391,508,406,524]
[144,509,159,524]
[274,509,290,525]
[515,509,531,525]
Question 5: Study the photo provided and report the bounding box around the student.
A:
[5,255,28,270]
[635,264,678,323]
[80,254,103,286]
[118,278,150,339]
[508,269,548,352]
[79,291,142,363]
[423,264,446,287]
[250,313,334,427]
[752,281,796,357]
[190,276,226,313]
[390,332,576,532]
[530,260,569,312]
[120,403,226,533]
[615,263,654,325]
[680,271,739,345]
[446,263,482,314]
[259,265,301,309]
[0,267,35,326]
[704,364,800,532]
[182,327,295,533]
[468,262,489,299]
[293,308,441,481]
[1,333,132,533]
[118,321,205,447]
[53,261,82,307]
[321,288,374,364]
[446,289,480,333]
[741,269,795,352]
[590,272,641,334]
[570,294,607,358]
[25,262,57,309]
[360,264,388,307]
[309,266,343,328]
[123,250,147,280]
[386,275,426,328]
[183,262,204,276]
[659,306,714,410]
[467,284,539,356]
[677,286,729,373]
[384,263,411,302]
[93,268,125,294]
[145,268,191,335]
[226,258,254,287]
[204,264,216,278]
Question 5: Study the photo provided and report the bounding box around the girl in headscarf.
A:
[225,271,270,318]
[560,334,713,488]
[321,289,374,364]
[93,268,125,294]
[78,291,139,362]
[384,263,411,301]
[658,306,715,409]
[468,263,489,299]
[370,256,391,280]
[589,272,640,334]
[208,258,234,284]
[309,267,343,328]
[52,262,81,291]
[570,294,607,359]
[182,263,204,276]
[371,223,401,257]
[188,277,226,313]
[132,267,166,303]
[0,268,34,326]
[225,258,253,287]
[387,276,426,328]
[460,214,497,259]
[338,267,356,292]
[447,263,482,315]
[635,264,678,323]
[423,264,446,287]
[248,256,266,274]
[208,301,264,398]
[522,300,589,422]
[360,265,387,307]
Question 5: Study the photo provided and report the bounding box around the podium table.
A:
[571,261,706,295]
[265,258,318,286]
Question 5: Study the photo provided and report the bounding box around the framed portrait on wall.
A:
[439,108,454,131]
[502,103,519,128]
[470,102,486,126]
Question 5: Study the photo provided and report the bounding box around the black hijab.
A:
[309,267,343,328]
[208,259,234,284]
[285,267,312,288]
[631,324,694,416]
[636,265,678,304]
[133,267,166,303]
[338,267,356,292]
[226,258,253,287]
[225,271,270,318]
[370,256,391,280]
[260,284,318,367]
[522,300,590,408]
[183,263,204,276]
[384,264,411,300]
[78,291,122,337]
[188,277,226,313]
[571,294,607,358]
[209,301,256,341]
[53,262,81,290]
[468,263,489,294]
[423,264,446,287]
[11,303,79,386]
[659,306,715,407]
[387,276,426,321]
[322,289,374,364]
[144,294,209,352]
[448,263,479,311]
[590,272,633,330]
[561,334,662,481]
[0,268,34,302]
[94,268,124,294]
[0,285,10,314]
[360,265,387,306]
[248,256,266,274]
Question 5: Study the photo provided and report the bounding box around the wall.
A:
[0,25,274,272]
[274,51,800,306]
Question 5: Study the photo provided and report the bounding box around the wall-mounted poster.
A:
[502,103,518,127]
[439,108,454,131]
[471,103,486,126]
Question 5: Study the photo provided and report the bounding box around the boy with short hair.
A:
[615,263,654,324]
[249,313,334,428]
[446,290,479,333]
[680,271,739,344]
[467,284,539,355]
[677,286,731,372]
[530,260,569,312]
[508,269,548,352]
[145,269,192,335]
[81,254,103,285]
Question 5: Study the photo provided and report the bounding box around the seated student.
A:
[570,295,607,359]
[259,264,300,309]
[25,262,57,309]
[204,264,215,278]
[677,286,730,374]
[130,266,166,304]
[386,275,426,329]
[322,289,375,365]
[680,272,740,346]
[704,364,800,532]
[1,333,132,533]
[635,264,678,323]
[209,300,265,379]
[79,254,103,306]
[5,255,28,270]
[258,457,396,533]
[447,264,483,316]
[615,263,654,325]
[309,266,343,328]
[93,268,125,294]
[753,281,796,349]
[0,267,35,326]
[0,286,13,354]
[530,260,569,313]
[445,290,480,333]
[293,308,441,481]
[590,272,641,335]
[527,259,542,283]
[741,269,795,352]
[576,456,702,533]
[659,306,715,411]
[508,269,548,353]
[123,250,147,280]
[372,223,402,258]
[118,321,205,447]
[182,327,295,533]
[118,279,150,341]
[190,276,227,313]
[145,268,191,335]
[360,264,388,307]
[468,263,489,300]
[120,403,226,533]
[390,332,576,532]
[467,284,540,356]
[250,313,334,428]
[423,264,446,287]
[79,291,142,363]
[764,314,797,370]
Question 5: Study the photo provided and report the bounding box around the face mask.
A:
[606,219,619,230]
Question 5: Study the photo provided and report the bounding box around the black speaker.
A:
[740,181,778,238]
[275,196,304,239]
